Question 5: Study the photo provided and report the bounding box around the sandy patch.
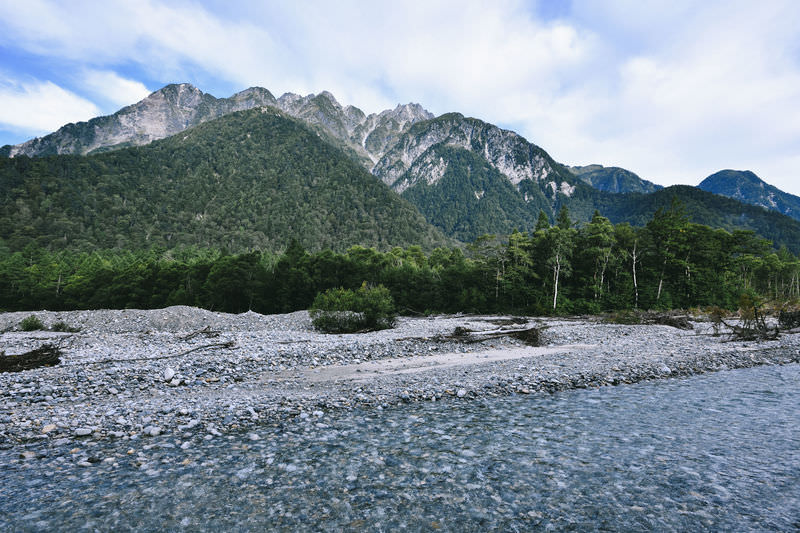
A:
[289,344,596,382]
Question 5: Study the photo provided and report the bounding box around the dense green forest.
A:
[3,203,797,315]
[0,108,448,253]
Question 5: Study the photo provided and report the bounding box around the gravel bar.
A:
[2,306,799,450]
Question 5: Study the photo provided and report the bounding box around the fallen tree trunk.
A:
[79,340,236,365]
[0,344,62,372]
[180,326,221,340]
[436,325,545,346]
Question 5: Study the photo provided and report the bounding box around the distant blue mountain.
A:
[698,170,800,222]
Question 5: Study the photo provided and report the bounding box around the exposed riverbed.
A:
[2,307,799,448]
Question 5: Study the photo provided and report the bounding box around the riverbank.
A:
[2,306,799,449]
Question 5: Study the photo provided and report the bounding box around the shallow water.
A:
[2,363,799,531]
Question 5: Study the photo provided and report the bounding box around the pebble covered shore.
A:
[2,306,799,453]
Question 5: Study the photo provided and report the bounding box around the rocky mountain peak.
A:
[372,112,574,199]
[698,169,800,221]
[317,90,340,106]
[145,83,206,106]
[231,86,276,101]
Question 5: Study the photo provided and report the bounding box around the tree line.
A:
[2,202,798,315]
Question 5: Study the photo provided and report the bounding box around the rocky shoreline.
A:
[2,306,799,452]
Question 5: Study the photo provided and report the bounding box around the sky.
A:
[1,0,799,194]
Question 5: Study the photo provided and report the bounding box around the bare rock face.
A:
[372,113,577,201]
[352,103,434,164]
[272,92,433,166]
[6,83,277,157]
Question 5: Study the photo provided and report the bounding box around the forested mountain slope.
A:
[0,108,449,253]
[568,164,662,194]
[594,185,800,253]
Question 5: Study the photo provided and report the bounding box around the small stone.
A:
[182,419,201,430]
[180,441,191,450]
[312,410,324,418]
[143,426,162,437]
[169,378,180,387]
[457,389,467,398]
[20,451,37,460]
[248,433,261,441]
[74,427,93,437]
[164,368,176,382]
[41,424,56,434]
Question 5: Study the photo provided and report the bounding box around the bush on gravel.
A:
[310,283,396,333]
[19,315,45,331]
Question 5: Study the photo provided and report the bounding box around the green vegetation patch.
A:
[19,315,45,331]
[310,283,396,333]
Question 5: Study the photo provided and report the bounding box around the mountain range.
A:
[3,83,800,252]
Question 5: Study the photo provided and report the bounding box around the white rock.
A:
[163,368,176,382]
[74,427,93,436]
[457,388,467,398]
[143,425,162,437]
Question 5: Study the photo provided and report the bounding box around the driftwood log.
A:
[607,311,694,330]
[79,340,236,366]
[180,326,221,340]
[0,344,62,373]
[435,325,545,346]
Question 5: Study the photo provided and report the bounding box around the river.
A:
[2,363,799,531]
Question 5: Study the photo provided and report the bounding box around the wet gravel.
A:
[1,306,799,451]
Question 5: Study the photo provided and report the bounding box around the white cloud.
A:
[82,70,151,108]
[0,80,100,133]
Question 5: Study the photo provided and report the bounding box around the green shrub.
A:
[310,283,396,333]
[51,321,81,333]
[19,315,45,331]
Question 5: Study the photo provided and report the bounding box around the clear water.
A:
[2,364,799,531]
